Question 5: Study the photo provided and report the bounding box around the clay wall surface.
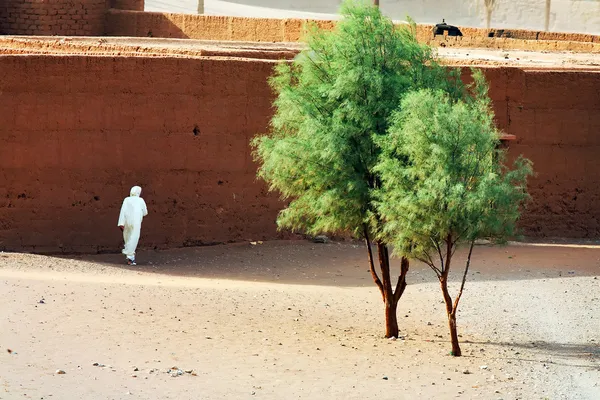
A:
[105,11,600,53]
[0,55,282,253]
[0,55,599,253]
[109,0,144,12]
[0,0,143,36]
[471,68,600,238]
[104,10,336,41]
[0,0,107,36]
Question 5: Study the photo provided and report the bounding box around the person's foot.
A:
[127,258,136,266]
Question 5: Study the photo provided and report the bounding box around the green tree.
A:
[375,71,533,355]
[252,0,462,337]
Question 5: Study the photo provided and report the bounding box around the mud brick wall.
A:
[493,69,600,238]
[0,55,598,253]
[108,0,144,12]
[0,55,282,253]
[104,10,337,41]
[104,10,600,52]
[0,0,106,36]
[0,0,144,36]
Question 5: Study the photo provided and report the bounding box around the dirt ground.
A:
[1,240,599,400]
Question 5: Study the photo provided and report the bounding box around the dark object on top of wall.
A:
[433,20,463,36]
[488,29,513,38]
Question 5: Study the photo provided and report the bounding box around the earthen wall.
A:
[0,55,282,253]
[109,0,144,12]
[0,55,599,253]
[497,68,600,238]
[0,0,107,36]
[104,10,600,53]
[0,0,143,36]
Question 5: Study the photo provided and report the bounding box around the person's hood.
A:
[130,186,142,197]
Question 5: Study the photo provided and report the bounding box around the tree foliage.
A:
[251,0,532,343]
[377,71,532,259]
[252,0,468,338]
[252,0,462,240]
[375,71,533,355]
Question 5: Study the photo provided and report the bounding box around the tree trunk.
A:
[440,277,461,356]
[363,228,407,338]
[384,296,398,338]
[448,312,461,356]
[373,0,379,7]
[377,242,400,338]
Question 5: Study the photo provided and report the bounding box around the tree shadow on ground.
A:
[453,340,600,369]
[58,240,418,287]
[56,239,600,287]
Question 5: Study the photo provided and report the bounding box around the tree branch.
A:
[443,233,453,280]
[416,255,442,278]
[432,237,444,272]
[451,227,469,247]
[377,242,394,300]
[424,250,437,271]
[364,224,384,300]
[393,256,410,303]
[452,239,475,313]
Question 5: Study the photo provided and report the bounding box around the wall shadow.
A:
[50,240,600,287]
[105,9,190,38]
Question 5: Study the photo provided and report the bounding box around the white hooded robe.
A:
[118,186,148,259]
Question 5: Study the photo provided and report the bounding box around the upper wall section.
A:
[105,10,600,54]
[105,11,336,41]
[219,0,600,35]
[0,0,143,36]
[0,0,107,36]
[109,0,144,12]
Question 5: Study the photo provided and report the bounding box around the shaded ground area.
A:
[1,240,599,399]
[65,239,600,285]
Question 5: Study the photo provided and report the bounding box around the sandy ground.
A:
[1,240,599,400]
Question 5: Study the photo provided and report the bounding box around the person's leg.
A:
[124,226,141,265]
[122,226,138,264]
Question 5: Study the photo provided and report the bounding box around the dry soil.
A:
[1,240,599,399]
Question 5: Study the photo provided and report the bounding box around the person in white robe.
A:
[117,186,148,265]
